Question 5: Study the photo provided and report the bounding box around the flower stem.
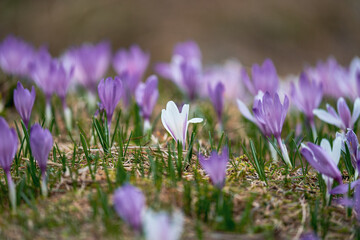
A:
[268,140,278,163]
[41,172,48,197]
[45,101,52,127]
[276,137,292,168]
[6,171,16,214]
[64,106,72,131]
[143,119,151,133]
[310,120,317,142]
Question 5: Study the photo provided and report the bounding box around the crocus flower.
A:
[300,232,320,240]
[113,45,149,106]
[13,82,36,127]
[313,97,360,131]
[0,35,34,76]
[342,130,360,179]
[242,59,279,96]
[0,117,18,212]
[253,92,291,167]
[347,57,360,100]
[97,76,123,129]
[208,82,225,126]
[301,137,342,200]
[143,210,184,240]
[135,75,159,132]
[113,184,145,232]
[30,124,53,197]
[198,147,229,189]
[156,41,202,100]
[161,101,203,148]
[64,41,111,92]
[290,72,323,140]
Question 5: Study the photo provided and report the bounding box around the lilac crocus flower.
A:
[135,75,159,132]
[242,59,279,96]
[313,97,360,131]
[143,210,184,240]
[0,35,34,76]
[161,101,203,148]
[30,124,53,197]
[253,92,291,167]
[342,130,360,179]
[156,41,202,100]
[113,184,145,232]
[290,72,323,140]
[301,138,342,200]
[97,76,123,129]
[64,41,111,92]
[0,117,18,212]
[208,82,225,126]
[113,45,149,106]
[198,147,229,189]
[13,82,36,127]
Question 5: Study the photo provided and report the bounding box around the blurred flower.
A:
[0,117,18,211]
[143,210,184,240]
[161,101,203,148]
[242,59,279,96]
[156,41,202,100]
[113,184,145,232]
[63,41,111,92]
[53,63,74,109]
[313,97,360,131]
[208,82,225,124]
[199,147,229,189]
[30,123,53,197]
[13,82,36,127]
[253,92,291,166]
[306,57,349,98]
[0,35,34,76]
[135,75,159,132]
[97,76,123,128]
[113,45,149,101]
[300,232,320,240]
[201,60,246,101]
[347,57,360,100]
[301,138,342,186]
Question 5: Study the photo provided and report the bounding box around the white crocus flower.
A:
[143,209,184,240]
[161,101,203,148]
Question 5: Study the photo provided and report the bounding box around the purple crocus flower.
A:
[301,140,342,185]
[97,76,123,128]
[313,97,360,131]
[242,59,279,96]
[113,45,149,106]
[0,35,34,76]
[291,72,323,139]
[143,210,184,240]
[155,41,202,100]
[198,148,229,189]
[253,92,291,166]
[300,232,320,240]
[208,82,225,125]
[63,41,111,93]
[135,75,159,132]
[0,117,18,212]
[342,130,360,179]
[113,184,145,232]
[13,82,36,127]
[30,124,53,197]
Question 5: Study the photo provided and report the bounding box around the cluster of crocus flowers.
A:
[97,76,123,129]
[156,41,202,100]
[242,58,279,96]
[63,41,111,108]
[0,117,18,212]
[301,137,342,200]
[113,45,150,107]
[13,82,36,128]
[161,101,203,149]
[313,97,360,132]
[290,72,323,140]
[199,147,229,189]
[135,75,159,132]
[0,35,35,77]
[252,92,291,167]
[29,124,53,197]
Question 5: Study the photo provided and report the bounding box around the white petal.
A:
[320,139,332,155]
[313,109,343,128]
[188,118,203,124]
[161,109,176,140]
[352,98,360,125]
[332,137,342,165]
[236,99,256,123]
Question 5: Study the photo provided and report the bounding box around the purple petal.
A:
[30,124,53,173]
[0,117,18,173]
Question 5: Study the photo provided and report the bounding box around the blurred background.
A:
[0,0,359,75]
